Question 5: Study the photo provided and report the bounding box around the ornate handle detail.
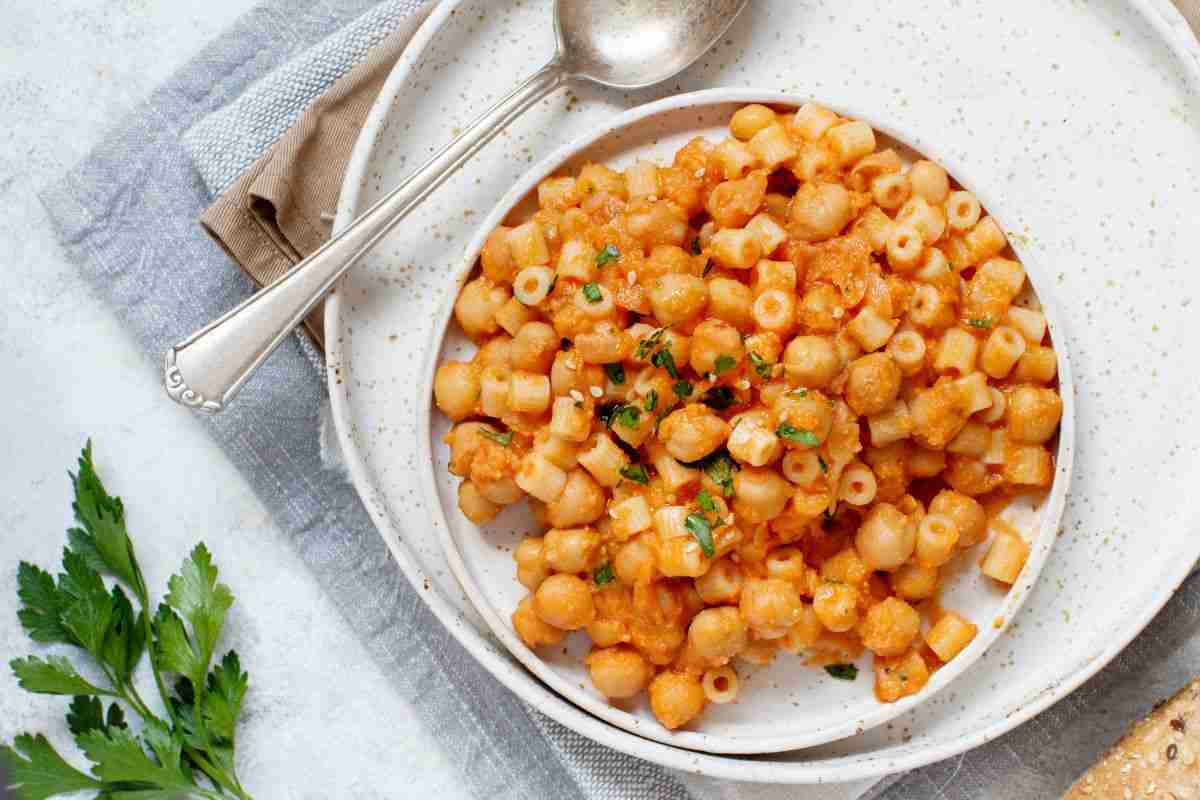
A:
[164,60,566,413]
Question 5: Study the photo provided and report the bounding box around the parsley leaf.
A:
[10,655,113,697]
[818,455,829,473]
[596,243,620,266]
[713,354,737,375]
[582,282,603,303]
[163,543,233,686]
[15,562,74,645]
[593,563,615,585]
[604,363,626,385]
[202,650,249,742]
[650,348,680,379]
[967,317,993,328]
[697,491,717,514]
[673,380,693,398]
[748,351,773,379]
[0,733,103,799]
[695,450,739,497]
[702,386,736,411]
[613,405,642,429]
[635,327,667,359]
[77,724,187,787]
[825,663,859,681]
[69,442,137,588]
[777,424,820,447]
[480,428,513,447]
[644,390,658,412]
[619,464,649,485]
[66,695,126,737]
[684,514,716,558]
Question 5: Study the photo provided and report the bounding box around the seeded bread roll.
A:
[1064,678,1199,799]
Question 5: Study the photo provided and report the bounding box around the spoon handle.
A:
[164,60,566,414]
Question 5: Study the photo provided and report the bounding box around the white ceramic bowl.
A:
[420,90,1074,755]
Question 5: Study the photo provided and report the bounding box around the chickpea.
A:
[614,536,655,585]
[739,578,804,638]
[890,562,939,601]
[588,584,633,648]
[855,502,917,571]
[545,470,606,529]
[631,620,686,665]
[512,595,566,648]
[658,404,731,463]
[844,353,902,416]
[514,536,551,591]
[765,546,808,583]
[533,574,596,630]
[859,597,921,657]
[729,103,777,141]
[705,172,768,229]
[586,646,652,699]
[474,334,513,369]
[648,272,709,326]
[694,557,744,605]
[819,548,869,587]
[454,276,511,340]
[543,526,601,573]
[510,321,558,373]
[732,467,793,523]
[789,182,853,242]
[812,582,859,632]
[908,160,950,205]
[782,335,842,388]
[648,671,707,730]
[929,489,988,547]
[774,391,834,447]
[433,361,480,421]
[687,607,749,662]
[1006,385,1063,445]
[689,318,746,375]
[915,513,960,567]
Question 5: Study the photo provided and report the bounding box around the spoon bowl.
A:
[555,0,749,89]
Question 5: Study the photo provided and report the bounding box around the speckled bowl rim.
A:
[414,89,1075,755]
[326,0,1200,782]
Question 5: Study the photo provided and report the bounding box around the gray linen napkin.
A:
[41,1,1200,800]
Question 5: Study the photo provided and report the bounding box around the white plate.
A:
[328,0,1200,782]
[423,90,1075,755]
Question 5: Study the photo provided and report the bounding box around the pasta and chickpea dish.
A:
[433,102,1062,732]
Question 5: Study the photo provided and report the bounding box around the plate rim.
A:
[415,88,1076,755]
[327,0,1200,783]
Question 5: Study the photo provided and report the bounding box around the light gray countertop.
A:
[0,2,469,796]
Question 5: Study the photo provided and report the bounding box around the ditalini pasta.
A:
[433,103,1062,731]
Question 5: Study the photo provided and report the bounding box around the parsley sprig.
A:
[1,443,254,800]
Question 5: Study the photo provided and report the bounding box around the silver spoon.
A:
[164,0,749,413]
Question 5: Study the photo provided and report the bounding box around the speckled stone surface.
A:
[0,2,468,797]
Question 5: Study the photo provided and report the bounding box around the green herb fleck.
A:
[748,351,773,379]
[690,237,703,255]
[790,387,808,398]
[651,348,680,379]
[582,282,603,303]
[673,380,693,398]
[620,464,649,485]
[593,563,615,585]
[604,363,626,385]
[702,386,736,411]
[596,243,620,267]
[818,455,829,473]
[613,405,641,429]
[480,429,513,447]
[644,391,658,412]
[684,514,715,558]
[636,327,667,359]
[697,491,717,514]
[713,354,737,375]
[702,260,714,277]
[777,424,819,447]
[967,317,993,329]
[597,402,621,427]
[695,450,739,497]
[825,663,859,681]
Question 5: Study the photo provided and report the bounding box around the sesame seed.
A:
[694,168,706,178]
[569,389,584,403]
[589,386,603,398]
[627,271,637,285]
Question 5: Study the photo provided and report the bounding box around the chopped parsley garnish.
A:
[604,363,626,385]
[695,450,739,497]
[748,351,773,379]
[593,563,615,585]
[479,429,513,447]
[777,423,819,447]
[672,380,693,398]
[596,243,620,266]
[597,402,621,426]
[644,390,658,412]
[619,464,649,485]
[818,455,829,473]
[713,354,737,375]
[697,490,717,514]
[684,514,715,557]
[582,282,603,303]
[613,405,641,429]
[825,663,859,681]
[650,348,680,379]
[561,337,572,350]
[967,317,993,328]
[636,327,667,359]
[690,237,703,255]
[548,274,558,292]
[702,386,736,411]
[702,260,714,277]
[790,387,808,398]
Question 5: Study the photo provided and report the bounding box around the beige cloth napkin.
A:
[200,26,419,347]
